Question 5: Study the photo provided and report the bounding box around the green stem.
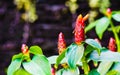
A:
[109,18,120,52]
[82,57,89,75]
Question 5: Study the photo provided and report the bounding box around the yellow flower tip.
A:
[106,8,112,17]
[61,63,68,69]
[21,44,29,54]
[77,14,83,21]
[83,14,89,21]
[77,14,89,22]
[54,64,58,70]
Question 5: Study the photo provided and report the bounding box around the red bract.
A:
[74,14,89,45]
[58,32,66,54]
[106,8,111,17]
[51,68,55,75]
[108,37,116,52]
[21,44,29,54]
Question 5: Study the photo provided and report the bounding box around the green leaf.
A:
[112,12,120,22]
[14,68,31,75]
[106,70,119,75]
[23,55,51,75]
[76,61,82,66]
[29,46,43,55]
[90,50,120,61]
[85,20,99,33]
[85,45,96,56]
[112,62,120,71]
[85,39,102,49]
[56,49,67,67]
[47,55,58,64]
[12,53,23,61]
[108,25,120,33]
[82,61,89,74]
[66,43,84,69]
[97,61,113,75]
[56,68,79,75]
[56,69,64,75]
[95,17,110,39]
[48,55,68,65]
[7,59,22,75]
[85,39,102,55]
[88,69,100,75]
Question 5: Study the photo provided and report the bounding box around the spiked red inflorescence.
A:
[21,44,29,54]
[58,32,66,54]
[108,37,116,52]
[74,14,89,45]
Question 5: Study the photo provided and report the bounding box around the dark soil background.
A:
[0,0,120,74]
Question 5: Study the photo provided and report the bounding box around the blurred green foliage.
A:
[14,0,38,23]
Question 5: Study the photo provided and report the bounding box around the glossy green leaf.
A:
[82,61,89,74]
[97,61,113,75]
[85,20,99,33]
[14,68,31,75]
[47,55,58,64]
[48,55,67,65]
[112,62,120,71]
[56,49,67,67]
[76,61,82,66]
[116,72,120,75]
[85,39,102,55]
[7,59,22,75]
[85,45,96,56]
[56,69,63,75]
[23,55,51,75]
[66,43,84,69]
[90,50,120,61]
[108,25,120,33]
[29,46,43,55]
[112,12,120,22]
[85,39,102,49]
[88,69,100,75]
[56,68,79,75]
[106,70,119,75]
[12,53,23,61]
[95,17,110,39]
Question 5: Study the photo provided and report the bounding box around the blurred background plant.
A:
[88,0,110,22]
[14,0,38,22]
[65,0,78,14]
[14,0,38,44]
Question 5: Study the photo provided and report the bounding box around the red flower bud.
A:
[74,14,89,45]
[58,32,66,54]
[51,68,55,75]
[21,44,29,54]
[106,8,111,17]
[108,37,116,52]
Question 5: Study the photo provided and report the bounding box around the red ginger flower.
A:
[58,32,66,54]
[106,8,111,17]
[21,44,29,54]
[74,14,89,45]
[108,37,116,52]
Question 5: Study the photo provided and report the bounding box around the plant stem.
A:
[82,57,89,75]
[109,18,120,52]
